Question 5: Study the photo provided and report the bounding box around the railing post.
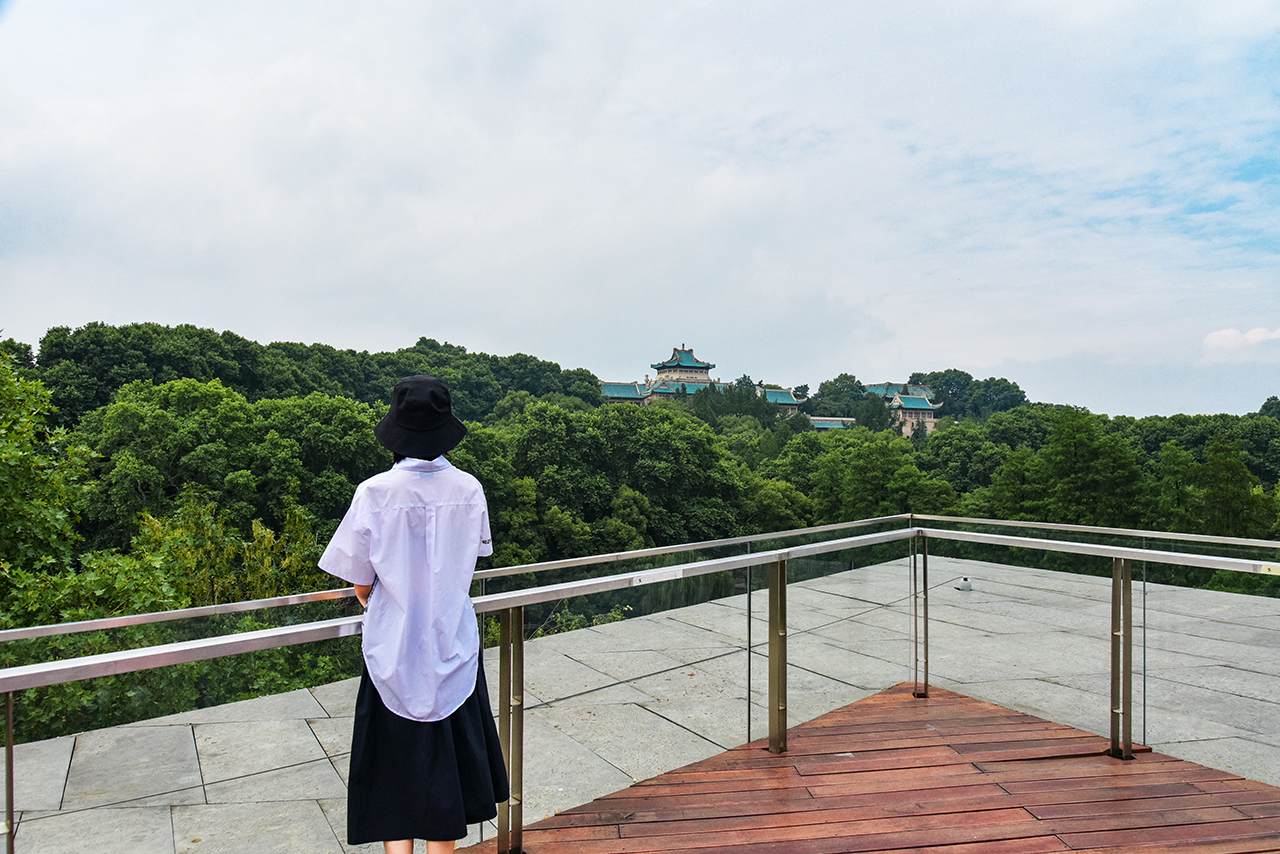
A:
[497,606,524,853]
[768,558,787,754]
[4,691,12,854]
[914,534,930,698]
[1110,558,1134,760]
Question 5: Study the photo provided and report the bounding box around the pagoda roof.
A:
[763,389,799,404]
[652,346,714,371]
[892,394,943,411]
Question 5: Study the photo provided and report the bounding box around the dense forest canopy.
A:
[3,322,1280,738]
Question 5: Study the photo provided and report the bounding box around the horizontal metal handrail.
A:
[0,587,357,643]
[925,528,1280,576]
[5,513,1267,644]
[912,514,1280,551]
[0,516,911,643]
[473,527,914,610]
[472,514,910,579]
[5,522,1275,696]
[0,527,914,695]
[0,616,364,694]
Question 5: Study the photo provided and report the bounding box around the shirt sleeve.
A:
[478,496,493,558]
[318,493,377,585]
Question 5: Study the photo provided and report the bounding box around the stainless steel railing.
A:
[2,516,1277,854]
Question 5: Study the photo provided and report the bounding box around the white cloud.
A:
[2,1,1280,416]
[1200,327,1280,364]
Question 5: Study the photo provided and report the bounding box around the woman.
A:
[320,375,509,854]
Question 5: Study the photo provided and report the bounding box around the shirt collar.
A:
[393,456,453,473]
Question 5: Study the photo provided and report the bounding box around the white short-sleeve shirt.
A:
[319,457,493,722]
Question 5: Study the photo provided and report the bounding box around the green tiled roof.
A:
[763,389,798,404]
[601,382,645,399]
[867,382,935,400]
[652,347,715,371]
[892,394,942,411]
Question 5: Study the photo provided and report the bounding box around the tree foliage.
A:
[0,356,92,572]
[7,326,1280,741]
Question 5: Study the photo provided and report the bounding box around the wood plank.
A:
[1058,817,1280,849]
[464,684,1280,854]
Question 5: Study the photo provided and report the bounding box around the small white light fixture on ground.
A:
[955,576,972,591]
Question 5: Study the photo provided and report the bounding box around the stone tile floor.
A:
[6,556,1279,853]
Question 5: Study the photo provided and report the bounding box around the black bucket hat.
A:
[374,375,467,460]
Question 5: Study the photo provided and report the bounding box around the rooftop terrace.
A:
[6,552,1279,853]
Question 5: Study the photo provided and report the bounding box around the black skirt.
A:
[347,661,510,844]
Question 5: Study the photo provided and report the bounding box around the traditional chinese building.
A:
[866,382,944,434]
[601,346,802,414]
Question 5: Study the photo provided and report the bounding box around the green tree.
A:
[909,369,973,418]
[1190,440,1277,538]
[806,373,866,417]
[983,404,1057,451]
[811,433,955,523]
[0,337,35,370]
[0,357,92,573]
[917,422,1011,494]
[970,408,1147,528]
[854,393,893,432]
[507,403,743,549]
[689,378,778,429]
[965,377,1029,418]
[73,379,384,550]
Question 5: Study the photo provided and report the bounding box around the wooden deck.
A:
[472,684,1280,853]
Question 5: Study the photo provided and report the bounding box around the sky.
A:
[2,1,1279,417]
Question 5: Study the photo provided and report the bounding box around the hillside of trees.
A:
[3,321,1279,738]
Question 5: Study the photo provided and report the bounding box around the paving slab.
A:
[786,688,881,726]
[308,716,354,757]
[662,600,768,642]
[525,625,646,656]
[1142,628,1280,675]
[923,601,1057,635]
[806,615,912,646]
[521,711,633,822]
[785,634,913,689]
[61,724,202,809]
[172,801,343,854]
[711,591,845,633]
[639,696,764,749]
[564,648,687,682]
[625,659,745,706]
[535,702,722,782]
[195,719,328,783]
[1153,736,1280,789]
[318,797,385,854]
[1057,671,1280,737]
[203,756,347,803]
[112,785,207,808]
[309,677,361,718]
[941,676,1114,738]
[128,687,327,726]
[329,753,352,786]
[15,805,173,854]
[11,736,73,811]
[592,613,743,653]
[317,797,490,853]
[1156,662,1280,706]
[833,605,914,636]
[773,584,886,620]
[520,644,651,706]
